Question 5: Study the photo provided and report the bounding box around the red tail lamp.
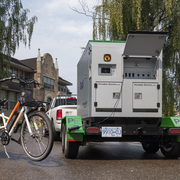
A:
[87,127,99,133]
[56,109,62,120]
[169,128,180,134]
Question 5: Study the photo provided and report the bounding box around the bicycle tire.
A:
[20,111,54,161]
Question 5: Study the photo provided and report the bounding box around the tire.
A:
[64,124,79,159]
[52,121,60,141]
[21,111,54,161]
[142,142,159,153]
[62,124,65,153]
[160,142,180,159]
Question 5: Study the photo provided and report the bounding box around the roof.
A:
[20,58,38,70]
[89,40,126,43]
[89,41,126,47]
[59,77,72,86]
[20,56,72,86]
[10,57,34,72]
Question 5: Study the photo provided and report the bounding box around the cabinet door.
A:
[95,81,122,112]
[133,83,159,112]
[123,31,167,57]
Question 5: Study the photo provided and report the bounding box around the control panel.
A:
[98,64,116,76]
[124,57,157,79]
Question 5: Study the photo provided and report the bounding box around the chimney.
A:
[55,58,59,70]
[37,48,41,74]
[37,48,41,62]
[55,58,59,80]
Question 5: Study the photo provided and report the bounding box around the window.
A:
[14,68,18,76]
[58,84,61,91]
[44,77,54,90]
[10,92,16,109]
[3,64,6,71]
[55,97,77,106]
[59,85,67,93]
[9,66,13,74]
[50,79,54,90]
[63,86,67,93]
[0,90,8,110]
[25,72,29,80]
[19,70,23,78]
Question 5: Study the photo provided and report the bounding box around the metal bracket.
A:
[89,47,92,55]
[4,146,10,159]
[157,103,160,108]
[94,102,98,107]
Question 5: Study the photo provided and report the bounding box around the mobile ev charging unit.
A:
[62,31,180,159]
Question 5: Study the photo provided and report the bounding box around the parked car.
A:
[46,93,77,140]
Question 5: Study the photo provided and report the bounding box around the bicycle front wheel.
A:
[21,111,54,161]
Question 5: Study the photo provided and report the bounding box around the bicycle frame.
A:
[1,100,37,137]
[0,112,9,130]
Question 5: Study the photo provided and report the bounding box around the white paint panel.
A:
[96,82,122,109]
[133,83,158,108]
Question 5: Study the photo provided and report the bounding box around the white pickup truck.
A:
[46,94,77,140]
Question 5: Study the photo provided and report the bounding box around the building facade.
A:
[0,50,72,115]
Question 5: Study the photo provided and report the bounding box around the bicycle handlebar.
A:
[0,74,39,87]
[28,79,39,85]
[0,76,14,82]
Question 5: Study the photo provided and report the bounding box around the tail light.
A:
[56,109,62,120]
[67,97,76,99]
[169,128,180,134]
[87,127,99,133]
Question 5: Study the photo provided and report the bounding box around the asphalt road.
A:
[0,134,180,180]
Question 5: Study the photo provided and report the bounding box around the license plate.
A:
[102,127,122,137]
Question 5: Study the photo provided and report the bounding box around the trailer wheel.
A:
[64,125,79,159]
[142,142,159,153]
[160,142,180,159]
[52,121,60,141]
[62,124,65,153]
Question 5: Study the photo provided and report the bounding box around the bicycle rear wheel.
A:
[21,111,54,161]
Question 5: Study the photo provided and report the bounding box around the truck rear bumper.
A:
[85,126,162,135]
[84,125,180,142]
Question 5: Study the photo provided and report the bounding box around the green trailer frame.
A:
[61,116,180,159]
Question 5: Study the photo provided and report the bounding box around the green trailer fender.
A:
[161,117,180,127]
[161,117,180,142]
[61,116,84,142]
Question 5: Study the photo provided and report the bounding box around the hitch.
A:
[137,127,143,135]
[68,126,81,132]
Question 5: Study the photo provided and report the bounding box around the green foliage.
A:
[93,0,180,116]
[0,0,37,79]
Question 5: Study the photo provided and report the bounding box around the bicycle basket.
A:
[22,100,43,107]
[20,88,33,105]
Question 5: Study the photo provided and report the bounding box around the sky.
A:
[14,0,97,94]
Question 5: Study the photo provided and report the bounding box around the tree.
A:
[72,0,180,116]
[0,0,37,78]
